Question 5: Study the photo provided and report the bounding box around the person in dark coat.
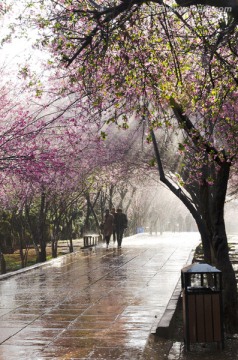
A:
[115,208,128,248]
[103,209,114,249]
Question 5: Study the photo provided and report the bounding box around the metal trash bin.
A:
[181,263,224,351]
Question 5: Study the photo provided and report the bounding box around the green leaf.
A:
[100,131,107,140]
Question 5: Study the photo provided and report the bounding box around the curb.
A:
[151,278,182,337]
[151,248,197,337]
[0,249,81,281]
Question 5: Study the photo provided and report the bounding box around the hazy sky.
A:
[1,4,47,72]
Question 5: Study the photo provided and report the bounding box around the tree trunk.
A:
[67,218,74,252]
[33,242,40,262]
[68,238,73,253]
[18,215,29,268]
[0,250,6,274]
[39,247,47,263]
[51,238,58,258]
[38,192,47,262]
[197,166,237,331]
[194,217,212,264]
[211,162,237,332]
[19,244,29,268]
[151,129,237,332]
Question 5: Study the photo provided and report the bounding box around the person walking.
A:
[111,207,117,243]
[115,208,128,248]
[103,209,114,249]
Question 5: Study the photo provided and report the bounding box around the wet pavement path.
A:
[0,232,200,359]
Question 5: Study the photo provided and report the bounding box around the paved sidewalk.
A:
[0,232,200,359]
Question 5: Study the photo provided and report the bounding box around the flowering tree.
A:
[0,68,142,259]
[18,0,238,330]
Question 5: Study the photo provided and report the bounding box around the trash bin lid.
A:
[181,263,221,273]
[187,286,214,292]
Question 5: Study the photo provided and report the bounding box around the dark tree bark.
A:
[0,249,6,274]
[210,162,237,331]
[151,108,237,332]
[171,98,237,331]
[51,234,58,258]
[25,192,48,263]
[38,192,47,262]
[66,217,74,253]
[151,128,212,265]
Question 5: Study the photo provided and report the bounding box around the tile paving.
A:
[0,232,200,359]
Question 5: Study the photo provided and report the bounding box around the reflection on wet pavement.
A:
[0,232,200,359]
